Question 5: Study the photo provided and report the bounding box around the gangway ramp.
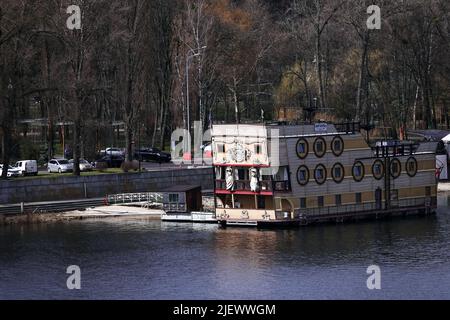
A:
[106,192,163,207]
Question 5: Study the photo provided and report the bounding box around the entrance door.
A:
[375,188,382,210]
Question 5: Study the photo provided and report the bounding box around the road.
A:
[33,160,212,177]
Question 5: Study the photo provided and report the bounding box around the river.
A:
[1,195,449,300]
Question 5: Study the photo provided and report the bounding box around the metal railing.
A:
[302,197,432,218]
[334,122,361,134]
[215,179,273,192]
[163,203,186,212]
[106,192,162,205]
[215,179,291,192]
[0,198,105,216]
[372,143,419,157]
[272,180,291,192]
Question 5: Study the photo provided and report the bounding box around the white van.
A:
[14,160,38,176]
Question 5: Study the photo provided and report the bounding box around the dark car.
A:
[93,155,125,168]
[134,147,171,163]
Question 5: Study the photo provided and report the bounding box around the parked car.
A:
[93,155,125,168]
[13,160,38,176]
[47,159,73,173]
[0,164,20,178]
[69,159,93,172]
[134,147,171,163]
[99,147,125,157]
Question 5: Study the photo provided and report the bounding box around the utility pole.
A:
[185,46,206,161]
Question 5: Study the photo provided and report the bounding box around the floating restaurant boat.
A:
[211,122,437,228]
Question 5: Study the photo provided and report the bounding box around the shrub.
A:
[96,162,108,172]
[121,161,131,172]
[131,160,139,171]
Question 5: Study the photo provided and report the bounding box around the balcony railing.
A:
[215,179,272,192]
[302,197,433,218]
[215,179,291,192]
[272,180,291,192]
[372,143,418,157]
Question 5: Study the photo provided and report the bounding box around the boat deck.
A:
[161,211,217,223]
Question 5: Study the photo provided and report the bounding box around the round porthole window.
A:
[390,158,401,179]
[352,161,365,182]
[313,137,326,158]
[406,157,417,177]
[372,159,384,180]
[331,163,345,183]
[314,164,327,185]
[331,136,344,157]
[296,138,309,159]
[297,165,310,186]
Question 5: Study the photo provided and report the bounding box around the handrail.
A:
[215,179,273,191]
[302,197,431,217]
[106,192,163,205]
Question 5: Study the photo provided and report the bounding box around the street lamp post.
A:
[138,121,141,172]
[185,46,206,160]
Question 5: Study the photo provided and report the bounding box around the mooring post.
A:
[20,202,24,214]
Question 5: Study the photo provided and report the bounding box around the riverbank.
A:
[0,167,212,204]
[0,206,163,226]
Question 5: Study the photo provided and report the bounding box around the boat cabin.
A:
[162,185,202,213]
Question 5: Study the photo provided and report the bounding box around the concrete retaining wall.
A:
[0,168,213,204]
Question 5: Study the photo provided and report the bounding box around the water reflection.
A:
[0,195,449,299]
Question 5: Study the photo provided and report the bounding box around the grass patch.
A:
[12,168,143,180]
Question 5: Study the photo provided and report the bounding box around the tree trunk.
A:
[316,25,325,110]
[356,32,369,121]
[233,89,239,124]
[46,98,54,160]
[232,76,239,124]
[125,122,133,162]
[1,127,11,180]
[73,118,81,176]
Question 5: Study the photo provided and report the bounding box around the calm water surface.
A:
[1,195,450,300]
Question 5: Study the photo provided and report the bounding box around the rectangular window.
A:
[217,144,225,153]
[169,193,179,203]
[273,166,288,181]
[334,140,341,151]
[356,192,362,204]
[317,142,323,152]
[392,162,399,173]
[316,169,324,180]
[374,164,381,175]
[255,144,262,154]
[300,198,307,209]
[318,196,324,208]
[334,167,341,178]
[299,169,307,181]
[298,143,305,153]
[335,194,342,206]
